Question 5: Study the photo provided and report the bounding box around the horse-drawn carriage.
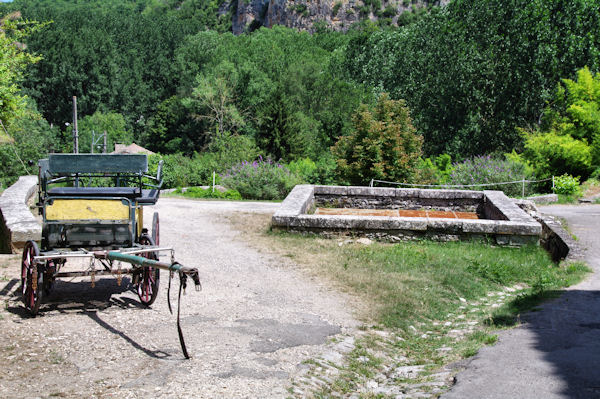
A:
[21,153,200,357]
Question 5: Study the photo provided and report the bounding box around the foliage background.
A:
[0,0,599,198]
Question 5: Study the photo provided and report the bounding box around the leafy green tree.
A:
[142,96,204,155]
[521,67,600,178]
[332,94,423,185]
[185,61,245,140]
[67,111,133,153]
[343,0,600,157]
[0,99,60,187]
[0,12,42,141]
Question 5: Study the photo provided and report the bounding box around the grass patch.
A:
[228,213,590,396]
[172,186,242,200]
[230,213,589,328]
[556,193,581,204]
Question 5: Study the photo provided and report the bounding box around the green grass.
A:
[268,235,588,330]
[556,193,581,204]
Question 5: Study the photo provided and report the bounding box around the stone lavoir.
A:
[272,185,542,246]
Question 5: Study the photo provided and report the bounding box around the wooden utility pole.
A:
[72,96,79,153]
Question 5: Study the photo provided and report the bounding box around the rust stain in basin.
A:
[315,208,479,219]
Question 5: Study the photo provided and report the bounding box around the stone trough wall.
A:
[315,187,484,215]
[0,176,41,253]
[272,185,542,246]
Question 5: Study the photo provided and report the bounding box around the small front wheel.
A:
[136,235,160,306]
[21,240,43,315]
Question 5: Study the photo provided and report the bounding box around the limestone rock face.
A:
[233,0,270,35]
[232,0,449,34]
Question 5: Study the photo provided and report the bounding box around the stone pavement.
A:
[443,205,600,399]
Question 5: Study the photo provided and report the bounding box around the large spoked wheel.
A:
[21,240,43,316]
[152,212,159,246]
[136,235,160,307]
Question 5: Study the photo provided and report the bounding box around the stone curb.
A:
[0,176,41,253]
[513,199,583,262]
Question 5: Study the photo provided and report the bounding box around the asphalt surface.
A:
[443,205,600,399]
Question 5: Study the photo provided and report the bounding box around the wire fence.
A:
[369,177,555,197]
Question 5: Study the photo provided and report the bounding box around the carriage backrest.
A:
[47,154,148,175]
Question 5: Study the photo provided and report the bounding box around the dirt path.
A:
[443,204,600,399]
[0,198,358,398]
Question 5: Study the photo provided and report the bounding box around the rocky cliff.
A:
[232,0,448,35]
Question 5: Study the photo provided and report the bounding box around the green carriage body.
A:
[38,154,162,251]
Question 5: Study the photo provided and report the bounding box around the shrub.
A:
[552,174,582,196]
[415,154,454,185]
[287,158,316,182]
[220,157,303,200]
[382,5,396,17]
[332,93,423,186]
[522,131,593,179]
[332,2,342,16]
[174,186,242,200]
[448,155,534,197]
[288,155,339,185]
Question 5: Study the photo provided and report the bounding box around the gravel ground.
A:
[0,198,358,398]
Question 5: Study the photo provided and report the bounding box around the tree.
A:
[185,61,245,141]
[343,0,600,158]
[332,94,423,185]
[521,67,600,178]
[68,111,133,153]
[0,99,60,187]
[0,12,42,142]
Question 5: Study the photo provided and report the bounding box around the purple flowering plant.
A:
[448,155,534,197]
[220,156,303,200]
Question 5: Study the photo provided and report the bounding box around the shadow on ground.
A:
[1,277,171,359]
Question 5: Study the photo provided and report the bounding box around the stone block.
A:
[527,194,558,204]
[427,219,463,233]
[0,176,41,253]
[395,188,420,198]
[389,218,428,231]
[509,235,539,246]
[314,185,348,195]
[273,185,314,219]
[451,190,485,200]
[495,235,510,245]
[347,186,396,197]
[462,220,498,234]
[418,189,455,199]
[495,222,541,236]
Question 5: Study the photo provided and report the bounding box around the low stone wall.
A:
[273,185,542,246]
[0,176,41,253]
[315,186,484,214]
[514,199,582,262]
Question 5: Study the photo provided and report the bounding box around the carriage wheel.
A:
[21,240,43,315]
[152,212,159,246]
[136,235,160,307]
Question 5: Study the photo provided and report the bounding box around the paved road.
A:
[443,205,600,399]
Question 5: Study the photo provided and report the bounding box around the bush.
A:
[287,158,316,182]
[448,155,534,197]
[552,174,582,196]
[287,155,339,185]
[332,94,423,186]
[173,186,242,200]
[522,131,593,180]
[220,157,303,200]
